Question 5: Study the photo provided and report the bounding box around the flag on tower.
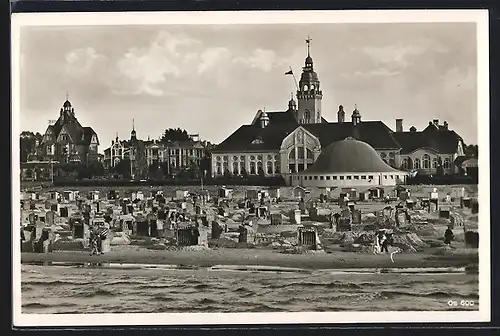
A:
[285,69,293,75]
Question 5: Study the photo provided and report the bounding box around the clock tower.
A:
[296,37,323,124]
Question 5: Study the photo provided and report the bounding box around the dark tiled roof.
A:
[267,111,297,124]
[303,121,400,149]
[82,127,98,146]
[213,120,399,153]
[212,123,298,153]
[392,128,461,154]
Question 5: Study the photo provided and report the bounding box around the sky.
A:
[18,22,478,152]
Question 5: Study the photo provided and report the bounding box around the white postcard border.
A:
[11,9,490,326]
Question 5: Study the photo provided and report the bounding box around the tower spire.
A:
[65,91,69,101]
[306,36,312,57]
[132,118,135,131]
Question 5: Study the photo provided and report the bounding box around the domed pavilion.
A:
[290,137,408,187]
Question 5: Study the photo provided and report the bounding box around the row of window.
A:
[401,156,451,170]
[215,155,279,162]
[302,175,375,181]
[215,161,280,175]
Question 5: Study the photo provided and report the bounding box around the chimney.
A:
[337,105,345,123]
[433,119,439,127]
[443,121,449,130]
[396,119,403,132]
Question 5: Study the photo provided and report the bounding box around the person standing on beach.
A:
[89,226,100,255]
[444,226,454,246]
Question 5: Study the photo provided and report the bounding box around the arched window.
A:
[306,148,313,159]
[303,85,309,91]
[267,161,273,174]
[250,162,256,175]
[304,110,310,122]
[401,158,408,170]
[257,161,263,174]
[414,158,421,169]
[389,158,395,167]
[274,161,280,174]
[232,162,239,175]
[432,158,438,169]
[216,163,222,175]
[288,150,295,160]
[422,154,431,169]
[443,158,451,169]
[297,147,305,159]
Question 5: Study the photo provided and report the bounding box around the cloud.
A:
[63,47,106,77]
[442,66,476,94]
[113,32,200,97]
[346,68,402,78]
[235,48,284,72]
[197,47,232,74]
[360,38,449,69]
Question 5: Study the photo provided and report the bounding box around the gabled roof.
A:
[82,127,98,146]
[392,128,462,154]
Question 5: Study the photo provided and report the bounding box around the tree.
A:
[161,128,191,143]
[112,159,132,178]
[20,131,43,163]
[87,161,105,178]
[199,155,211,178]
[188,160,200,179]
[465,144,478,158]
[133,143,148,179]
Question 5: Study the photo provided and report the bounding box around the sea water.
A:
[21,264,478,314]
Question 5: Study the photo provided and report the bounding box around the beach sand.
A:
[21,246,478,270]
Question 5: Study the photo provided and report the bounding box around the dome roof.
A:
[303,137,400,174]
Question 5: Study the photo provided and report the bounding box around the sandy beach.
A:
[21,246,478,270]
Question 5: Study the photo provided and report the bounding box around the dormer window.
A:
[251,137,264,145]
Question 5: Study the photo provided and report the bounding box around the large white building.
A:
[211,38,469,185]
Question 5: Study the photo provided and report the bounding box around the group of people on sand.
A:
[89,222,109,256]
[373,229,394,254]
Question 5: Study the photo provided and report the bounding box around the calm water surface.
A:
[21,264,478,314]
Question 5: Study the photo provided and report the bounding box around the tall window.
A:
[297,147,305,159]
[232,162,238,175]
[306,148,313,159]
[267,161,273,174]
[443,158,451,169]
[422,154,431,169]
[250,162,256,175]
[414,158,421,169]
[432,158,438,169]
[257,161,263,174]
[304,110,310,122]
[274,161,280,174]
[401,158,408,170]
[216,163,222,175]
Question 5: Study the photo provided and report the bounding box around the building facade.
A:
[145,134,207,175]
[29,99,100,164]
[211,39,468,183]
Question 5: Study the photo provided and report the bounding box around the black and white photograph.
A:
[12,10,490,326]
